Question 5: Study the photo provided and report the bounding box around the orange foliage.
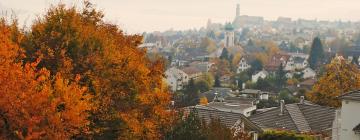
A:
[21,3,173,139]
[0,21,92,139]
[306,57,360,107]
[199,97,208,105]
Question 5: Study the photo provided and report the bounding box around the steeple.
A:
[236,4,240,17]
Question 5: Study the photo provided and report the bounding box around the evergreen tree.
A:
[308,37,325,69]
[351,55,359,66]
[185,79,200,106]
[206,30,216,40]
[220,48,229,60]
[275,64,287,89]
[214,75,221,87]
[195,80,211,93]
[247,39,255,47]
[249,59,263,74]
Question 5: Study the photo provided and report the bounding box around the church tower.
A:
[224,23,235,47]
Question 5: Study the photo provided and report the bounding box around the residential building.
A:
[284,55,309,71]
[187,105,263,140]
[201,88,237,102]
[239,89,271,100]
[298,78,317,90]
[250,99,336,139]
[237,57,251,73]
[181,66,202,80]
[189,61,214,73]
[265,53,290,72]
[200,88,257,104]
[338,90,360,140]
[165,67,189,92]
[252,70,269,83]
[302,68,316,79]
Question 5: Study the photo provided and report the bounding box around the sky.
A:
[1,0,360,33]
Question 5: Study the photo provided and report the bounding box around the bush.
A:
[259,130,316,140]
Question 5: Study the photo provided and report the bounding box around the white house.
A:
[285,72,293,79]
[302,68,316,79]
[284,56,308,71]
[181,66,202,80]
[237,57,251,73]
[165,67,189,92]
[339,90,360,140]
[284,57,295,71]
[251,70,269,83]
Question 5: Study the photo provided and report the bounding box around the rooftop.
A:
[181,66,202,75]
[188,105,263,133]
[353,123,360,134]
[339,90,360,101]
[206,102,254,113]
[224,23,234,31]
[249,103,335,133]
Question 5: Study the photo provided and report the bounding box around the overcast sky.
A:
[1,0,360,33]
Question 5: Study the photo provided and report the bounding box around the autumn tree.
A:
[21,3,172,139]
[200,37,217,53]
[210,59,231,77]
[307,57,360,107]
[0,20,92,139]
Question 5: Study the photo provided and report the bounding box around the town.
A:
[1,1,360,140]
[142,3,360,140]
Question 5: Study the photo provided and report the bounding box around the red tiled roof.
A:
[181,67,202,75]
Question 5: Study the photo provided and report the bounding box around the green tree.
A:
[234,71,250,89]
[249,59,263,74]
[351,55,359,66]
[220,48,229,60]
[275,64,287,89]
[255,78,272,91]
[279,89,297,104]
[166,111,206,140]
[259,130,315,140]
[195,80,211,93]
[214,75,221,87]
[185,79,201,105]
[308,37,324,69]
[206,30,216,40]
[247,39,255,47]
[167,111,244,140]
[257,98,279,109]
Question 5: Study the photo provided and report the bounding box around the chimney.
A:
[213,92,219,102]
[279,100,285,115]
[300,96,305,104]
